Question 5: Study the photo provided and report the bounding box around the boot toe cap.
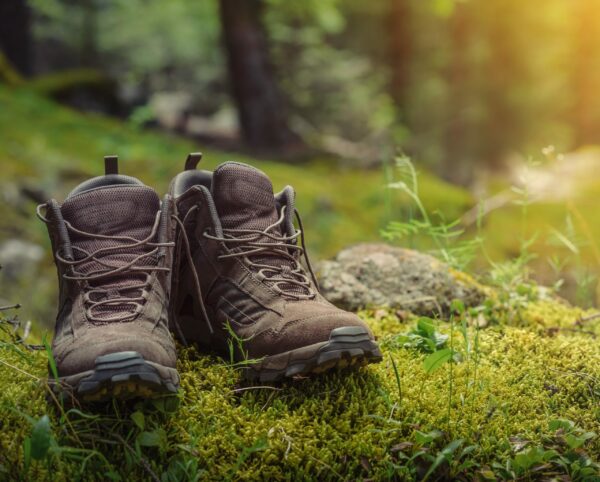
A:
[249,308,373,358]
[54,328,176,377]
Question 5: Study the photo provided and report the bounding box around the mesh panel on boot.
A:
[212,162,279,232]
[60,185,161,320]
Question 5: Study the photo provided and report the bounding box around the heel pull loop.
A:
[104,155,119,175]
[185,152,202,171]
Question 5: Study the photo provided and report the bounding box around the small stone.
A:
[394,309,411,321]
[373,309,388,321]
[474,313,489,328]
[0,239,44,280]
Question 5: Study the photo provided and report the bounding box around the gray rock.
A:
[318,243,486,316]
[0,239,44,280]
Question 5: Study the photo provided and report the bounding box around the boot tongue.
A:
[61,185,160,242]
[212,162,279,231]
[212,162,311,297]
[60,185,161,320]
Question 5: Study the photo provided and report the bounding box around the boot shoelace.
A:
[203,205,320,299]
[38,207,173,323]
[172,204,320,342]
[171,208,214,338]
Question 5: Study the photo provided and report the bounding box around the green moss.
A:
[1,295,598,480]
[24,69,113,97]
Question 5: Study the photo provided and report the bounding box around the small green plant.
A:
[422,348,455,375]
[494,419,599,481]
[226,437,269,481]
[387,315,462,376]
[384,154,590,330]
[43,334,58,383]
[388,428,478,480]
[223,320,263,369]
[548,214,600,308]
[388,317,449,354]
[23,415,54,468]
[383,155,483,272]
[475,160,544,326]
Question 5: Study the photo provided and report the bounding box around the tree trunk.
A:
[442,3,472,185]
[81,0,99,68]
[0,0,32,76]
[218,0,301,152]
[482,2,518,170]
[388,0,412,113]
[572,0,600,146]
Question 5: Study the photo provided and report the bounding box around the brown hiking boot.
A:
[38,156,179,402]
[169,154,382,382]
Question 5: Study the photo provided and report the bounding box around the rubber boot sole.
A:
[52,351,179,403]
[243,326,383,383]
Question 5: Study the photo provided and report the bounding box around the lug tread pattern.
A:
[53,351,179,403]
[244,326,383,383]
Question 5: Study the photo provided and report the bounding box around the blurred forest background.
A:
[3,0,600,327]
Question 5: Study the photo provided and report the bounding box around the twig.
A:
[0,358,40,380]
[269,427,293,459]
[306,453,344,480]
[578,312,600,324]
[559,327,596,338]
[261,390,278,411]
[231,385,282,394]
[547,367,599,384]
[0,316,44,350]
[461,190,514,227]
[79,433,119,445]
[547,367,598,401]
[44,384,85,449]
[0,303,21,311]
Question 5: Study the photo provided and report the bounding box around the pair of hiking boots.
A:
[38,154,382,402]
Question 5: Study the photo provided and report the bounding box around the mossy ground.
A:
[0,296,598,481]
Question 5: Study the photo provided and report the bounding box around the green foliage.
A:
[389,431,477,480]
[383,155,482,271]
[43,335,58,382]
[223,321,262,368]
[422,348,454,375]
[266,0,397,149]
[29,0,225,110]
[383,152,600,315]
[388,317,449,354]
[385,316,460,376]
[23,0,600,186]
[26,415,53,462]
[493,419,600,481]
